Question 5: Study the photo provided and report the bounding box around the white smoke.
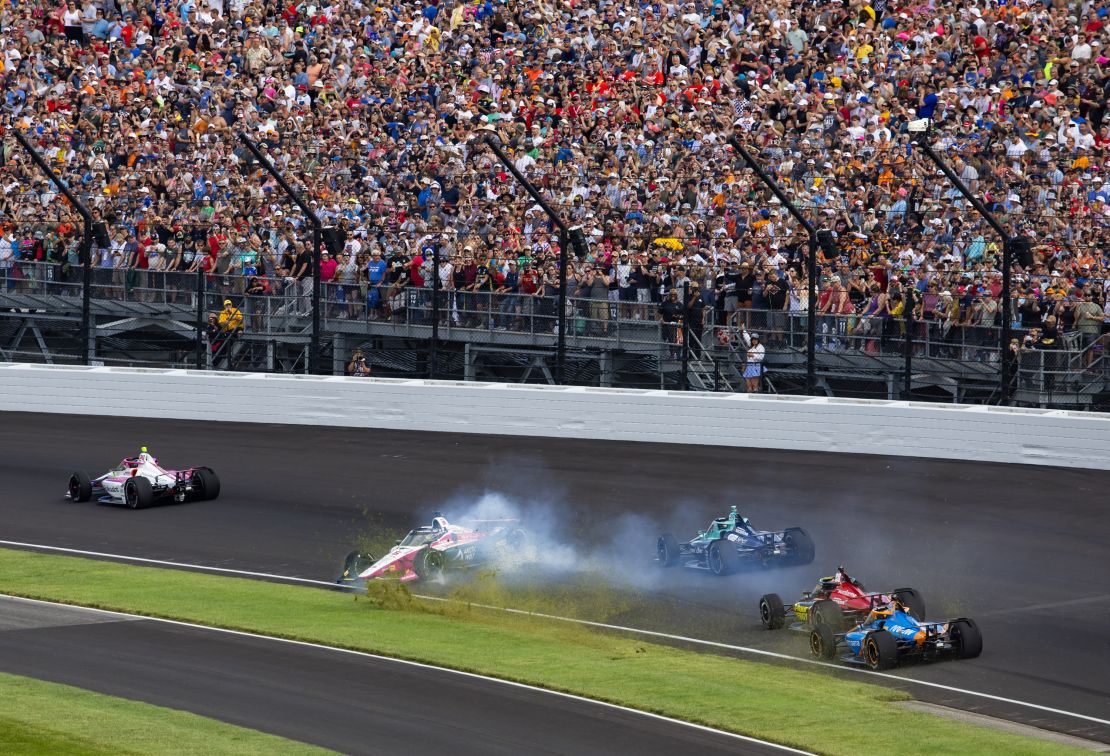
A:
[423,489,690,592]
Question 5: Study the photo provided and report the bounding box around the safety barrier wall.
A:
[1,363,1108,470]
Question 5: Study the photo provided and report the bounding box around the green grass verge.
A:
[0,548,1076,756]
[0,671,333,755]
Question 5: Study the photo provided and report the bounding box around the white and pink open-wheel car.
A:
[67,448,220,509]
[338,514,526,584]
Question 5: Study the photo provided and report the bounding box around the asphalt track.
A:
[0,596,772,755]
[2,412,1109,746]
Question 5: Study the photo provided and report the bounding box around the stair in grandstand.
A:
[686,332,737,392]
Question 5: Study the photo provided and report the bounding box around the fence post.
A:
[728,136,818,395]
[195,266,205,367]
[556,229,569,385]
[911,131,1013,404]
[805,237,817,392]
[13,130,94,365]
[904,287,914,398]
[430,242,440,379]
[238,133,323,374]
[476,128,573,384]
[681,280,691,390]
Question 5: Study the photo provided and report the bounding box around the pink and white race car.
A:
[346,514,526,583]
[67,448,221,509]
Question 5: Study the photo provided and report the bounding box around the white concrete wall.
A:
[2,363,1108,469]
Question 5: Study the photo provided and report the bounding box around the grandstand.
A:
[1,0,1107,408]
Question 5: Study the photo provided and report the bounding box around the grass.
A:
[0,548,1078,756]
[0,671,333,755]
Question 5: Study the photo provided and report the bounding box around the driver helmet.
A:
[869,605,894,623]
[818,576,837,591]
[431,514,448,532]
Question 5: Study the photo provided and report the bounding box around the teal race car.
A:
[657,506,815,576]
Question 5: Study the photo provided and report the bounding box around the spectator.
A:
[1076,292,1104,365]
[738,327,765,393]
[0,0,1106,381]
[218,299,244,333]
[346,348,371,377]
[658,288,683,359]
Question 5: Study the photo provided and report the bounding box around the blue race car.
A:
[809,601,982,670]
[657,506,815,576]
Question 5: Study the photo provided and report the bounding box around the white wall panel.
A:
[1,363,1107,469]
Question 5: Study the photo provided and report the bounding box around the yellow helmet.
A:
[870,605,894,621]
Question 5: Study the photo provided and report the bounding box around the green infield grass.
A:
[0,547,1078,756]
[0,671,334,755]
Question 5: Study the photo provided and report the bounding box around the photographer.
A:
[346,348,371,377]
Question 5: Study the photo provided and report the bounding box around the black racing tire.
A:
[783,527,815,565]
[892,588,926,621]
[337,551,376,584]
[759,593,786,630]
[414,548,446,580]
[504,528,527,549]
[864,630,899,670]
[708,539,740,576]
[192,468,220,501]
[809,624,837,660]
[68,471,92,502]
[811,598,846,632]
[951,619,983,659]
[123,476,153,510]
[657,534,680,567]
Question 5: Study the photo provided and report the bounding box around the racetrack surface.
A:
[2,411,1109,744]
[0,596,769,756]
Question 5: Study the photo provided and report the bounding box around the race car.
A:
[809,600,982,670]
[66,448,220,509]
[657,506,814,576]
[355,514,527,583]
[758,567,925,631]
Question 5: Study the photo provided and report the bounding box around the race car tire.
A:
[783,527,815,565]
[809,624,837,660]
[759,593,786,630]
[337,551,376,584]
[505,528,528,549]
[951,619,983,659]
[192,468,221,501]
[864,630,899,671]
[414,549,446,580]
[68,471,92,503]
[123,476,153,510]
[892,588,926,621]
[811,599,847,632]
[657,534,680,567]
[708,539,739,576]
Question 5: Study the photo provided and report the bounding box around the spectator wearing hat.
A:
[218,299,244,334]
[0,0,1107,388]
[737,326,765,393]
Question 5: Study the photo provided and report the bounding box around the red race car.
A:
[759,567,925,632]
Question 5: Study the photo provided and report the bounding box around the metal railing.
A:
[2,260,1107,408]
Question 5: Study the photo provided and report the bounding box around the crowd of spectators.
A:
[2,0,1110,369]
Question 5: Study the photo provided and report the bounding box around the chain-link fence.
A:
[0,220,1105,406]
[3,246,1109,408]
